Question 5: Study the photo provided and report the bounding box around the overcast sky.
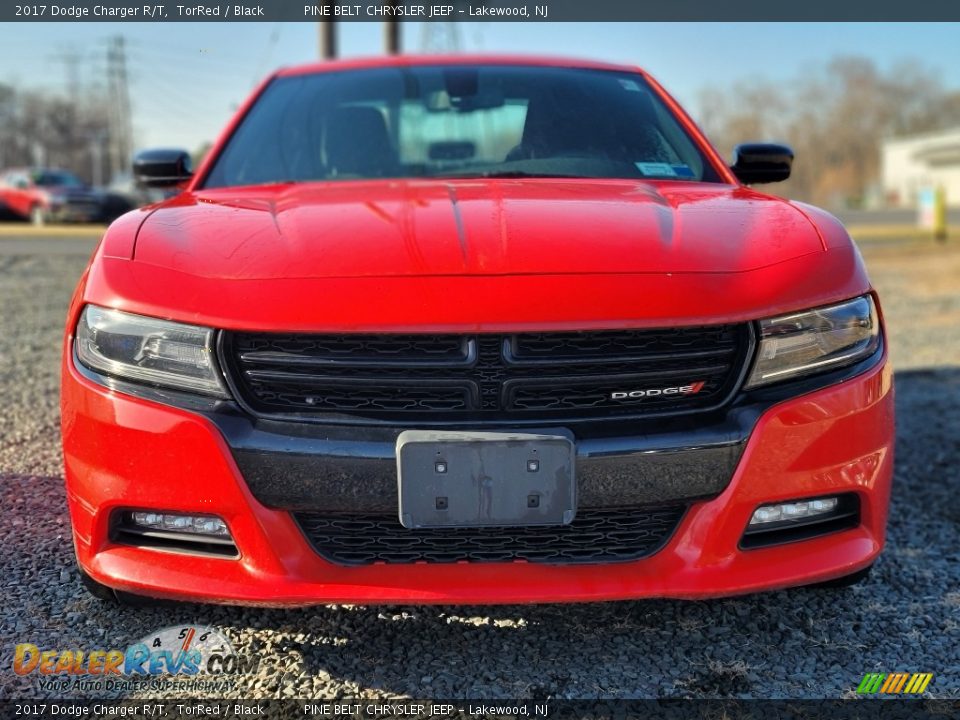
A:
[2,22,959,151]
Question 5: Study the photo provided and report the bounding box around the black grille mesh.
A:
[295,505,686,565]
[222,325,750,422]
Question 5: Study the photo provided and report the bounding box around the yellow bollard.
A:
[934,185,948,241]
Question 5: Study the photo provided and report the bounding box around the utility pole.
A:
[49,47,83,174]
[318,22,337,58]
[419,0,482,51]
[383,1,401,54]
[318,0,337,60]
[32,141,45,167]
[90,130,106,187]
[420,22,461,52]
[106,35,133,183]
[50,47,82,106]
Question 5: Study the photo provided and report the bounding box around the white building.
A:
[882,127,960,208]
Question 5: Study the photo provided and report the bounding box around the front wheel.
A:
[808,563,874,589]
[78,566,161,607]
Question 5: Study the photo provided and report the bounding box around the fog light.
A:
[742,494,858,550]
[132,511,229,537]
[749,497,839,526]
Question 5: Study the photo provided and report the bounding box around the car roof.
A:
[275,54,645,78]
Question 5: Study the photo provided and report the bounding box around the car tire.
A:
[29,204,46,226]
[78,566,161,607]
[809,563,874,589]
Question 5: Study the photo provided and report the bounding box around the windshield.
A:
[202,64,723,188]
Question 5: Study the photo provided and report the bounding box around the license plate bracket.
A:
[396,430,576,529]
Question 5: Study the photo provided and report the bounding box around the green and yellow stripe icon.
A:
[857,672,933,694]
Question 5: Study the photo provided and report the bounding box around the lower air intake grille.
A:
[295,505,686,566]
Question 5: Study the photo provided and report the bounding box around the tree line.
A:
[0,82,119,186]
[1,54,958,204]
[698,55,960,208]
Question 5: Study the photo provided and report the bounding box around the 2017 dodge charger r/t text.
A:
[61,56,893,605]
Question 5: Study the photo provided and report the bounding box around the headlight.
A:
[744,295,880,389]
[75,305,228,397]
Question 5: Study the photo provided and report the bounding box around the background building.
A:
[882,127,960,208]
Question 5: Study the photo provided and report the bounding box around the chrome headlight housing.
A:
[744,295,881,389]
[75,305,228,397]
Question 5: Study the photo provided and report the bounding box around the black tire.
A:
[809,563,873,589]
[78,566,161,607]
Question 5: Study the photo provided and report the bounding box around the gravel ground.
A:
[1,234,958,700]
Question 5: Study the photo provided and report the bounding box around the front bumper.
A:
[62,345,894,605]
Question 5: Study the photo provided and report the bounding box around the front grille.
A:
[295,505,686,565]
[221,325,751,423]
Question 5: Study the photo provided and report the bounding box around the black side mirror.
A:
[133,149,193,188]
[730,143,793,184]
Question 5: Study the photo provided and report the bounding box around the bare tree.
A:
[697,55,956,208]
[0,84,113,185]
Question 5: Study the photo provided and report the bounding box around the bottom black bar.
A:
[4,699,958,720]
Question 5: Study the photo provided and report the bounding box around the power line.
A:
[252,24,283,88]
[420,22,462,52]
[47,47,83,106]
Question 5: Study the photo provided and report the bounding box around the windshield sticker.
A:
[618,79,641,92]
[671,164,695,178]
[635,162,678,177]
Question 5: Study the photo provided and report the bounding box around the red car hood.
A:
[132,179,824,279]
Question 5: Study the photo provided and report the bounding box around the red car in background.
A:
[0,167,129,224]
[61,56,894,606]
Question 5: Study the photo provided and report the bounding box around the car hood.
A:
[132,179,824,279]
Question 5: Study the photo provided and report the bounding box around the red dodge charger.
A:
[61,56,894,605]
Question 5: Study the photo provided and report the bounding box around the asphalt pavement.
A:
[1,230,958,701]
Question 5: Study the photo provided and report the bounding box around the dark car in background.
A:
[0,168,133,225]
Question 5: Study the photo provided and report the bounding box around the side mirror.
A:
[132,148,193,188]
[730,143,793,184]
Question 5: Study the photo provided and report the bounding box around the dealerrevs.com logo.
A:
[611,381,706,401]
[13,625,258,692]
